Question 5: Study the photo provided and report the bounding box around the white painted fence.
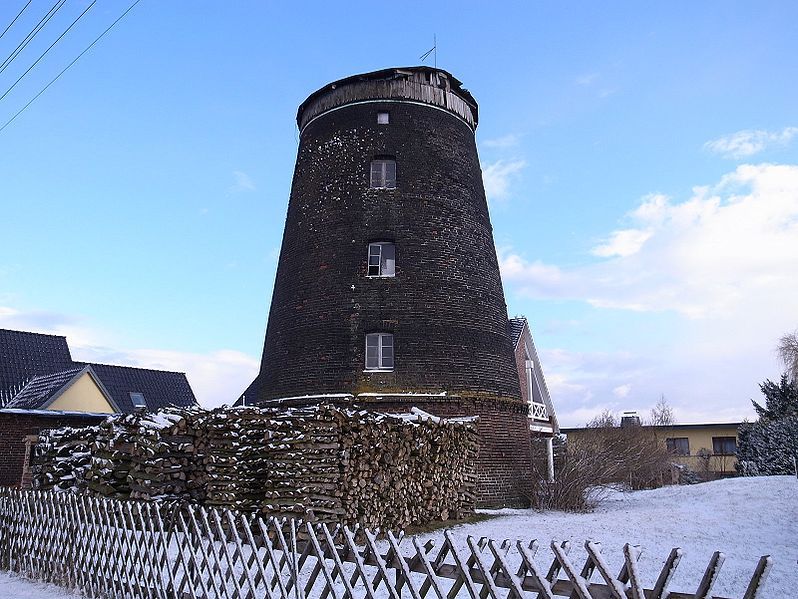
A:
[0,489,772,599]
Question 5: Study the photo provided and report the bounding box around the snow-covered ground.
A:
[0,572,80,598]
[416,475,797,598]
[2,476,795,598]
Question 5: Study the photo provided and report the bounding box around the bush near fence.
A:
[32,404,479,529]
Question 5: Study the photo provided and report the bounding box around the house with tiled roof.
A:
[508,317,559,481]
[0,327,198,486]
[3,365,119,414]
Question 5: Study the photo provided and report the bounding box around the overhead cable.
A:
[0,0,67,75]
[0,1,97,103]
[0,0,143,134]
[0,0,33,41]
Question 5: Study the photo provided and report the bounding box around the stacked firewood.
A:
[200,406,343,518]
[31,426,97,493]
[339,409,479,529]
[32,404,480,528]
[129,408,207,502]
[248,405,344,519]
[201,407,248,508]
[85,414,139,498]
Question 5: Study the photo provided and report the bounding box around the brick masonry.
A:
[249,69,535,507]
[255,100,521,401]
[0,412,105,487]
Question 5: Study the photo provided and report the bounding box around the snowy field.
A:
[0,572,81,598]
[417,475,798,598]
[1,476,795,598]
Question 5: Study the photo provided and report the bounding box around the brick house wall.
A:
[0,412,105,487]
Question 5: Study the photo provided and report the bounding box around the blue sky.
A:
[1,1,796,425]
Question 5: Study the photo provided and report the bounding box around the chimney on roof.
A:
[620,411,641,428]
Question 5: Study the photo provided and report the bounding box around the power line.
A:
[0,0,32,42]
[0,1,97,103]
[0,0,67,75]
[0,0,143,135]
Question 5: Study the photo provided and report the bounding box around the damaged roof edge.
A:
[296,66,479,130]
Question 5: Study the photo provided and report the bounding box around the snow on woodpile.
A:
[31,426,97,493]
[31,404,479,529]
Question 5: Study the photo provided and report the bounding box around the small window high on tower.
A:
[377,111,390,124]
[365,333,394,370]
[370,158,396,189]
[367,242,395,277]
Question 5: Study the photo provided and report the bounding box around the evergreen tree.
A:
[751,374,798,420]
[738,375,798,475]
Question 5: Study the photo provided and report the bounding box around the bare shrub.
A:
[650,395,675,425]
[777,329,798,384]
[529,435,617,512]
[528,420,672,512]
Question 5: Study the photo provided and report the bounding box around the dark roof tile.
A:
[507,318,527,349]
[4,367,87,410]
[77,362,197,412]
[0,329,74,403]
[0,327,198,413]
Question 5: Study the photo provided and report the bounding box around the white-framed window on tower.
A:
[365,333,394,371]
[370,158,396,189]
[367,242,396,277]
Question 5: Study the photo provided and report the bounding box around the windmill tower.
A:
[245,67,534,506]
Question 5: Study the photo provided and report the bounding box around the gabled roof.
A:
[508,318,526,349]
[77,362,197,413]
[509,317,559,433]
[0,329,74,403]
[4,365,119,412]
[0,327,198,413]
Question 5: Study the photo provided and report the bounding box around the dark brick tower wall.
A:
[250,67,533,506]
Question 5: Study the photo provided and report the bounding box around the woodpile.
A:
[85,415,138,498]
[339,408,478,529]
[202,406,344,520]
[31,404,479,529]
[31,426,97,493]
[129,408,207,502]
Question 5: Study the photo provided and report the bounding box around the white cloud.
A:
[591,228,653,258]
[576,72,599,86]
[613,384,632,398]
[0,306,102,348]
[230,170,256,192]
[481,134,520,149]
[482,159,526,202]
[704,127,798,159]
[503,163,798,425]
[504,163,798,319]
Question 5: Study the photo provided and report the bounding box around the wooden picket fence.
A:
[0,489,772,599]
